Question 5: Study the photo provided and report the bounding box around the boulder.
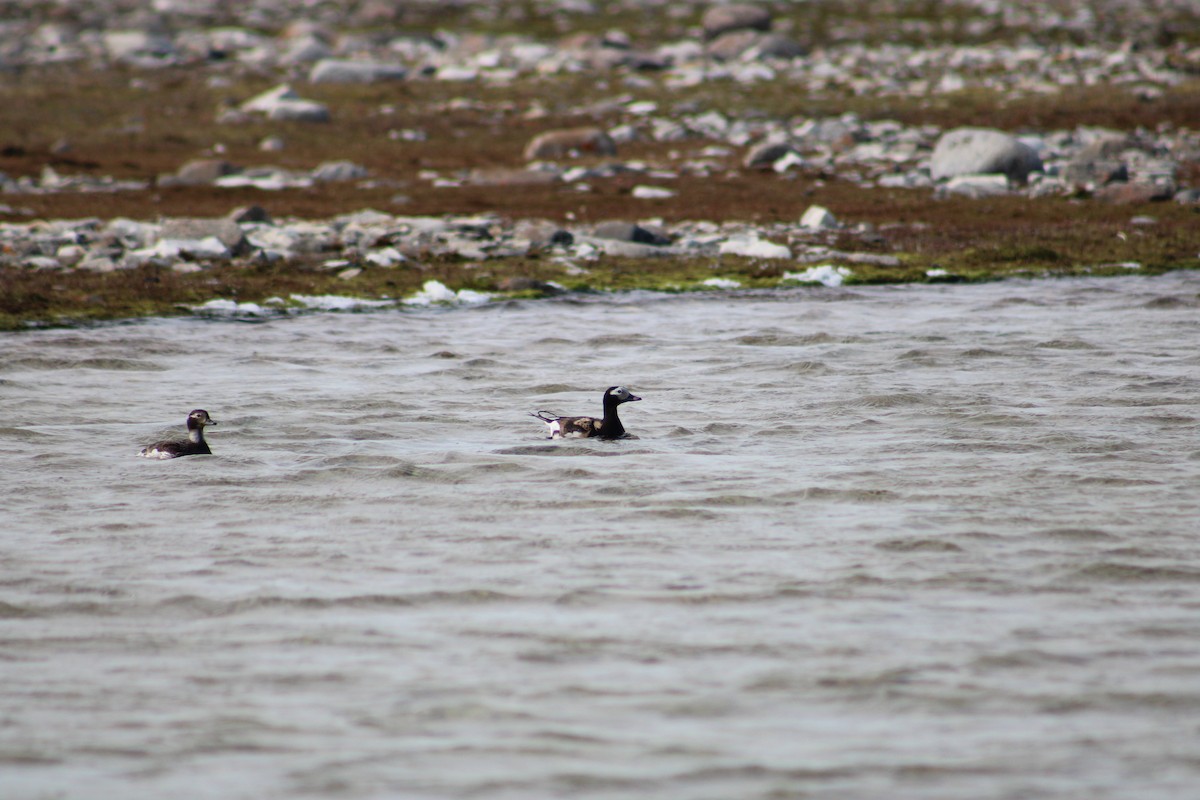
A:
[241,84,330,123]
[524,127,618,160]
[591,221,671,246]
[743,140,797,169]
[512,220,573,248]
[702,4,772,40]
[1063,159,1128,189]
[1076,131,1130,161]
[750,34,808,60]
[705,30,763,61]
[800,205,839,230]
[171,159,240,186]
[930,127,1043,183]
[311,161,369,182]
[159,217,249,256]
[309,59,408,84]
[103,30,176,64]
[280,35,332,66]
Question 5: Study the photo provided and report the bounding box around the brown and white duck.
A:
[138,409,218,459]
[530,386,641,440]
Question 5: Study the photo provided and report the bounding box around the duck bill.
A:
[626,395,642,403]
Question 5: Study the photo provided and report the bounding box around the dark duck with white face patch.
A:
[138,409,218,459]
[530,386,642,440]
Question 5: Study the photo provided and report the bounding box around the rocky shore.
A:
[1,1,1198,326]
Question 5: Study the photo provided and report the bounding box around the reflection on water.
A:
[2,274,1200,799]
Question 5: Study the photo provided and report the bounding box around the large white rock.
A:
[930,127,1043,182]
[800,205,839,230]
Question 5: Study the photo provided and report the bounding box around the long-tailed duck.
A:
[530,386,642,440]
[138,409,218,459]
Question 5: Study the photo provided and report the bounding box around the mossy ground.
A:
[1,61,1198,330]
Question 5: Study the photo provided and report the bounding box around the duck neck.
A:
[601,399,625,438]
[187,423,206,444]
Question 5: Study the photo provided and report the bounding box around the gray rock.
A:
[591,221,671,246]
[705,31,763,61]
[1063,159,1128,188]
[524,127,618,160]
[577,237,675,258]
[103,30,176,64]
[159,218,249,255]
[747,34,808,60]
[930,127,1043,183]
[702,4,772,40]
[77,256,119,273]
[309,59,408,84]
[311,161,369,182]
[513,220,573,248]
[1076,130,1130,161]
[241,84,330,123]
[280,35,332,65]
[172,159,240,186]
[743,140,797,169]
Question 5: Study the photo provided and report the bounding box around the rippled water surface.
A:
[3,274,1200,799]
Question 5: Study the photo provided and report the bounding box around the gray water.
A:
[3,273,1199,800]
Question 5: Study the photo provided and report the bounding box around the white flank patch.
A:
[701,277,742,289]
[718,237,792,260]
[926,268,950,277]
[402,280,493,307]
[782,265,853,287]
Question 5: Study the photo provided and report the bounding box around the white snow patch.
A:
[782,265,852,287]
[289,294,394,311]
[192,298,271,316]
[402,280,493,306]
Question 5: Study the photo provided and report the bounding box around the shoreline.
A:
[2,1,1198,329]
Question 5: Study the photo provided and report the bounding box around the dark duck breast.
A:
[530,386,641,440]
[138,409,218,459]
